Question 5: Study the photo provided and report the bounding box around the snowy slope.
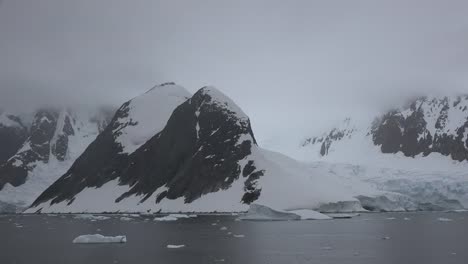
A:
[27,86,377,214]
[113,82,191,154]
[0,109,111,212]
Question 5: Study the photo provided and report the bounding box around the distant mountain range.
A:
[0,108,112,212]
[1,86,467,213]
[301,95,468,163]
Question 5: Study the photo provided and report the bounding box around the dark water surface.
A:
[2,212,467,264]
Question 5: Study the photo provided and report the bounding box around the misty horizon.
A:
[2,0,468,142]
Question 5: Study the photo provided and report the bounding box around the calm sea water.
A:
[2,212,467,264]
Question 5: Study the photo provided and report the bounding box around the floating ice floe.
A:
[167,244,185,249]
[74,215,110,221]
[72,234,127,244]
[154,215,178,221]
[154,214,196,221]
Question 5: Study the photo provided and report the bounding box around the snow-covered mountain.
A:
[292,95,468,211]
[298,95,468,164]
[28,85,377,213]
[0,108,112,212]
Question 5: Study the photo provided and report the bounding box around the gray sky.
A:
[1,0,468,145]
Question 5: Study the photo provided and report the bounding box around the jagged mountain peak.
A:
[192,86,249,122]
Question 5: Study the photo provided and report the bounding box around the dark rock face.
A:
[371,96,468,161]
[0,110,59,189]
[0,115,28,164]
[51,115,75,161]
[32,87,264,208]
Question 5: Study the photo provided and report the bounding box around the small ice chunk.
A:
[169,214,190,219]
[220,226,228,231]
[167,245,185,249]
[233,234,245,238]
[404,217,411,221]
[211,223,218,226]
[386,217,396,220]
[382,236,391,240]
[154,216,178,221]
[437,217,453,222]
[72,234,127,244]
[120,217,133,221]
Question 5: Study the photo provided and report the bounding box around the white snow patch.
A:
[114,83,190,154]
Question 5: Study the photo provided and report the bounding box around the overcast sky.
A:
[1,0,468,146]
